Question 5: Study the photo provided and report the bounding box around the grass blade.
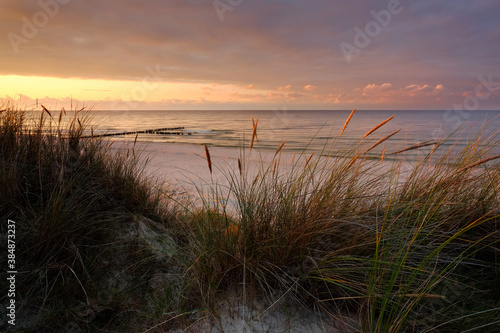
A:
[339,108,356,138]
[362,115,394,139]
[205,145,213,174]
[364,129,401,153]
[458,154,500,172]
[390,140,438,155]
[250,118,258,150]
[41,105,53,118]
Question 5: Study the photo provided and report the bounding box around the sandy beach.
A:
[111,141,298,193]
[110,140,410,204]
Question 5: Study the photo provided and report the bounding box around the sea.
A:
[54,110,500,160]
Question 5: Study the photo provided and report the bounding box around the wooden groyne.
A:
[81,127,187,138]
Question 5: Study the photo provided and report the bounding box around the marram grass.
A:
[182,108,500,332]
[1,104,499,332]
[0,105,181,331]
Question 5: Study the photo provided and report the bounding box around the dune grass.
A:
[1,104,499,332]
[180,110,500,332]
[0,105,182,331]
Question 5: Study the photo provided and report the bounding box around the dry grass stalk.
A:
[41,105,53,118]
[348,153,359,167]
[469,137,481,151]
[305,153,314,167]
[274,141,286,158]
[224,225,239,238]
[364,129,402,153]
[390,140,437,155]
[252,174,259,186]
[252,117,258,140]
[250,118,258,150]
[362,115,394,139]
[238,158,242,176]
[381,147,385,164]
[458,154,500,172]
[339,108,356,138]
[204,145,212,174]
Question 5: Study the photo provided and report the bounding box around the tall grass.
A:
[1,103,498,331]
[0,105,179,331]
[181,110,500,332]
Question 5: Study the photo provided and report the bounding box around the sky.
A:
[1,0,499,110]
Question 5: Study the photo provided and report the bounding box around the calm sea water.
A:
[61,110,500,159]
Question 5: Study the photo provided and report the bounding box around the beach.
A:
[112,141,300,202]
[2,107,499,332]
[3,0,500,329]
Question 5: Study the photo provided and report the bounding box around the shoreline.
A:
[109,140,414,206]
[110,141,301,200]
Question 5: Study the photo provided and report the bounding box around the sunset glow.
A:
[1,1,499,110]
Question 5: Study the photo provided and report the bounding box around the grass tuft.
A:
[0,105,183,331]
[180,112,499,332]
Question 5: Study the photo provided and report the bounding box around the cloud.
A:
[288,92,305,98]
[363,83,393,94]
[0,0,498,109]
[405,84,429,91]
[367,83,392,89]
[277,85,292,92]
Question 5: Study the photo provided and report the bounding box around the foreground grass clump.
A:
[0,106,184,331]
[182,110,500,332]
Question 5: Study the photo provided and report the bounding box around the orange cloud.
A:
[363,83,393,96]
[304,85,317,91]
[364,83,393,92]
[405,84,429,91]
[277,85,292,91]
[288,92,305,98]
